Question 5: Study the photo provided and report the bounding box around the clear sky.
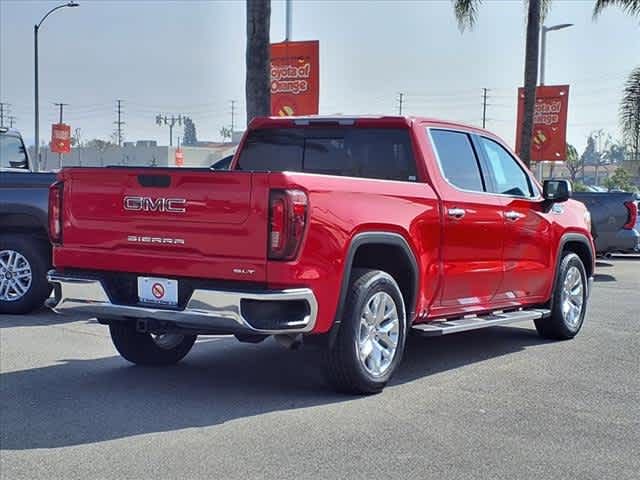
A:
[1,0,638,153]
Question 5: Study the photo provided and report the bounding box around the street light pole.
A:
[33,2,79,171]
[34,23,39,169]
[285,0,292,41]
[539,23,573,86]
[537,23,573,179]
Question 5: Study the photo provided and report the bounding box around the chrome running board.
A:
[411,309,551,336]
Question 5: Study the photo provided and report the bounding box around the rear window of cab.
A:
[237,127,417,182]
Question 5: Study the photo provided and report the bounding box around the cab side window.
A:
[478,137,533,197]
[429,129,485,192]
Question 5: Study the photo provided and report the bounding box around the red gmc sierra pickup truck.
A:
[47,116,595,394]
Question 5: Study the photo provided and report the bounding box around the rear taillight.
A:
[623,201,638,230]
[48,181,63,244]
[268,189,308,260]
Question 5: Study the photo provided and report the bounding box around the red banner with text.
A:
[51,123,71,154]
[516,85,569,161]
[175,148,184,167]
[270,40,319,116]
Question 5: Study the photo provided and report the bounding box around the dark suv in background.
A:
[0,127,56,314]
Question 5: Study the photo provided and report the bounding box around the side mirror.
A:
[543,179,572,203]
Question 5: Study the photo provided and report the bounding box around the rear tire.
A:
[109,322,197,366]
[0,234,51,315]
[535,252,587,340]
[324,269,407,395]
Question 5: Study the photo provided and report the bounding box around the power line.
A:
[114,99,125,146]
[0,102,9,127]
[230,100,236,133]
[482,88,489,129]
[155,114,185,146]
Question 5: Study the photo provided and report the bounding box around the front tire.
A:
[109,322,197,366]
[0,234,51,315]
[535,252,587,340]
[324,269,407,394]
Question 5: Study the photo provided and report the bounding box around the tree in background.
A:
[593,0,640,18]
[220,126,232,143]
[85,139,115,151]
[593,3,640,161]
[246,0,271,124]
[565,144,582,183]
[602,167,635,192]
[606,142,628,164]
[619,66,640,162]
[183,117,198,146]
[581,130,614,185]
[453,0,551,167]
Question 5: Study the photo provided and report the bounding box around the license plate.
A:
[137,277,178,306]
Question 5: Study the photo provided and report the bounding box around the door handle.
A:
[447,208,466,219]
[505,211,525,221]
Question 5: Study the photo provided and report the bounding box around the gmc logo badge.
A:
[123,196,186,213]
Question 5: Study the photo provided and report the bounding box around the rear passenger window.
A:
[237,130,303,171]
[429,129,484,192]
[237,128,417,182]
[478,137,533,197]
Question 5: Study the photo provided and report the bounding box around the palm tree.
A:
[619,66,640,162]
[593,0,640,17]
[246,0,271,124]
[593,2,639,162]
[453,0,551,167]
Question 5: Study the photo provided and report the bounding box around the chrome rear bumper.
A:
[46,271,318,335]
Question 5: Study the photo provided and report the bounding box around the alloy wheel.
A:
[356,291,400,377]
[561,265,584,328]
[0,250,33,302]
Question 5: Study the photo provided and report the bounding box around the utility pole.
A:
[482,88,489,129]
[155,114,184,146]
[114,99,125,146]
[74,127,82,166]
[0,102,9,127]
[230,100,236,134]
[8,116,17,128]
[397,93,404,115]
[54,102,68,123]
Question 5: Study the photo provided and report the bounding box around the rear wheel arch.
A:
[325,232,419,346]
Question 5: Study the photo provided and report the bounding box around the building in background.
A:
[32,140,237,170]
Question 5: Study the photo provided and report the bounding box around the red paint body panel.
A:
[265,172,440,333]
[55,168,270,282]
[53,116,594,334]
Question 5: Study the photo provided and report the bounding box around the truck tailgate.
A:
[55,168,269,282]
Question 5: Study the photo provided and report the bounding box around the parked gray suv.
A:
[0,127,56,314]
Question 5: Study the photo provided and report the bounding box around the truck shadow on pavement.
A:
[1,326,551,450]
[593,273,616,282]
[0,307,88,328]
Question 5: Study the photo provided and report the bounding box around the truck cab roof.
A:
[249,114,494,135]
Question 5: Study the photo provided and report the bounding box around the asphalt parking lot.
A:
[1,256,639,480]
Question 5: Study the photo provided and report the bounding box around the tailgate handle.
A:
[137,175,170,188]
